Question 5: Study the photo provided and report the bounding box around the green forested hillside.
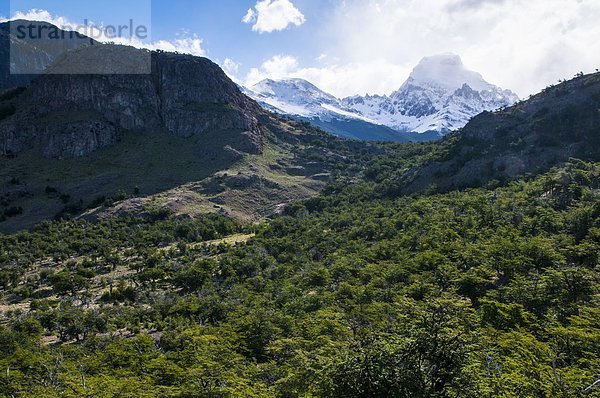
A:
[1,157,599,397]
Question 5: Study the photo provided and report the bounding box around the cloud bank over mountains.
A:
[4,0,600,100]
[241,0,600,98]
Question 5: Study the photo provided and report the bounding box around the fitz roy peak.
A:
[343,53,519,134]
[245,53,519,141]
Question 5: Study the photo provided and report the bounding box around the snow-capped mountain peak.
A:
[344,53,519,134]
[252,78,337,103]
[243,78,409,142]
[403,53,492,92]
[243,53,519,141]
[247,78,359,119]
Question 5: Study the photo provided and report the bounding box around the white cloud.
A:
[219,58,243,83]
[245,0,600,98]
[292,61,411,98]
[222,58,240,76]
[2,9,206,56]
[242,0,305,34]
[146,37,205,56]
[2,9,73,27]
[317,0,600,97]
[246,55,300,83]
[245,55,410,98]
[242,9,257,24]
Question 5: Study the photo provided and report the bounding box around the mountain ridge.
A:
[0,20,597,235]
[0,20,381,232]
[0,45,264,158]
[397,71,600,195]
[242,78,414,142]
[244,54,519,141]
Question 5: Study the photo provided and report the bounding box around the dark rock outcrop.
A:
[0,44,264,158]
[40,117,120,158]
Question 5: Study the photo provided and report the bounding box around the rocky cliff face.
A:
[0,44,264,158]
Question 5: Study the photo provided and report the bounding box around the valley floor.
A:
[1,160,599,397]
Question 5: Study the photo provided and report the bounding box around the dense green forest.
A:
[1,155,599,397]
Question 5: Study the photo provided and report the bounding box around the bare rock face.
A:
[0,44,263,158]
[153,52,264,153]
[40,118,120,158]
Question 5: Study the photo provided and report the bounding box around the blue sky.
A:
[2,0,600,98]
[0,0,331,85]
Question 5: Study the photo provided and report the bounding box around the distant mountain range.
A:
[243,54,519,141]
